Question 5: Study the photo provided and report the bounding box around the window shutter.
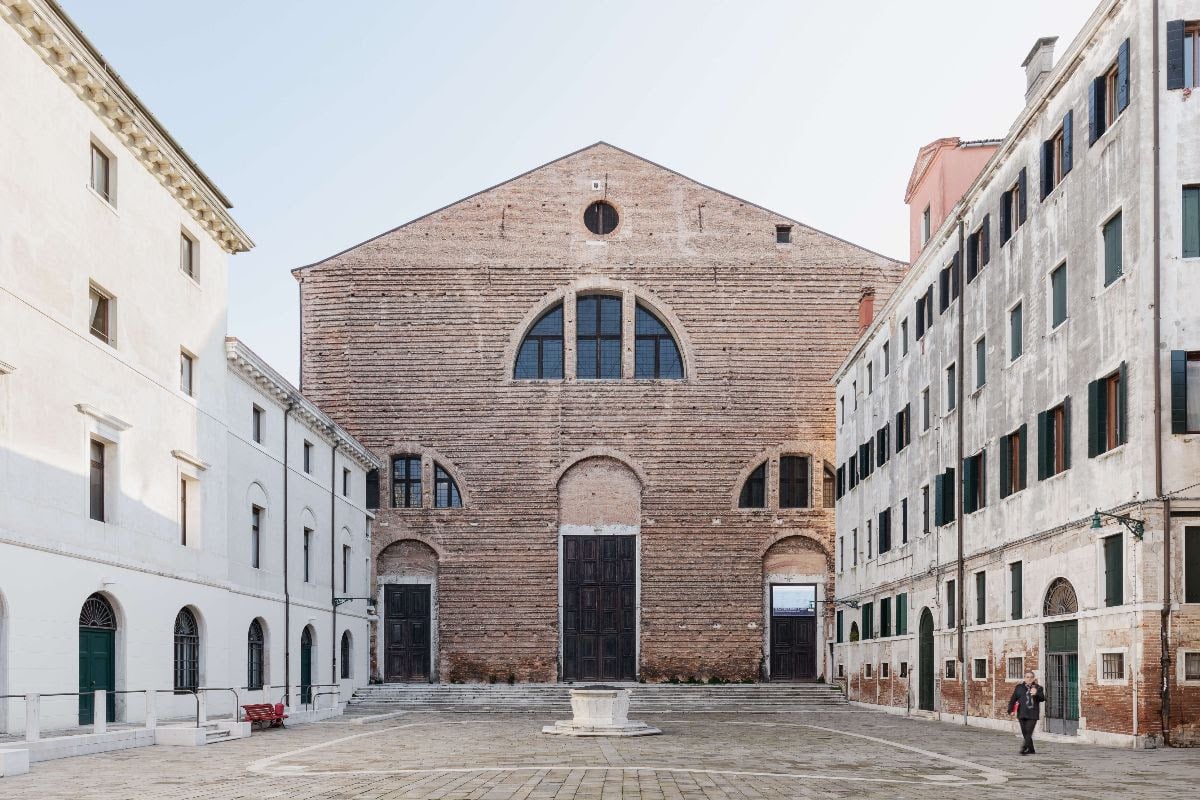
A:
[951,253,961,299]
[1088,378,1101,458]
[962,457,975,515]
[1104,535,1123,607]
[1037,410,1049,480]
[1040,140,1053,200]
[1171,350,1188,434]
[999,433,1011,499]
[1061,110,1073,176]
[895,410,904,450]
[979,449,986,508]
[981,214,990,265]
[1167,20,1186,91]
[1018,424,1028,489]
[1017,168,1028,224]
[1063,397,1072,470]
[944,467,956,522]
[1184,187,1200,258]
[1089,76,1102,145]
[1000,193,1012,242]
[906,403,913,444]
[1118,361,1128,445]
[1117,39,1130,113]
[966,233,978,282]
[934,472,945,526]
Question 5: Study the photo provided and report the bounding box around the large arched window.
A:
[576,294,622,379]
[434,463,462,508]
[173,608,199,692]
[247,620,265,690]
[634,304,683,379]
[340,630,352,679]
[514,304,564,379]
[739,462,767,508]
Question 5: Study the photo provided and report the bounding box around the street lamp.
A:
[1091,509,1144,541]
[333,596,376,608]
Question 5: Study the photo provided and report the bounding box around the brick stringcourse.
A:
[0,0,253,254]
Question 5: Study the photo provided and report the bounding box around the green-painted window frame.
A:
[880,597,892,637]
[1104,533,1124,607]
[1184,186,1199,258]
[1051,262,1068,328]
[896,593,908,635]
[976,571,987,625]
[1103,212,1123,285]
[836,609,844,643]
[1185,527,1200,604]
[1010,561,1023,620]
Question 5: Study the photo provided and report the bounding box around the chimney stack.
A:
[857,288,875,335]
[1021,36,1058,103]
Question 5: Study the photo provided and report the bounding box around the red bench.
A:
[242,702,287,729]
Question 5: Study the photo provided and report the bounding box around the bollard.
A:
[93,690,107,734]
[24,694,40,742]
[144,690,157,729]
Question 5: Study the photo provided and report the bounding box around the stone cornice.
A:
[0,0,253,254]
[224,337,382,472]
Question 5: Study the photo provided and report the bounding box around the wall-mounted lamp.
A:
[1091,509,1144,541]
[832,598,860,610]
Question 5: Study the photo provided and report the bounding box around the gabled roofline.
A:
[291,140,906,275]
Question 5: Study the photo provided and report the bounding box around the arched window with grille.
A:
[434,463,462,508]
[173,608,199,692]
[634,304,683,379]
[576,294,622,379]
[247,619,265,690]
[739,462,767,508]
[514,304,564,379]
[340,631,352,679]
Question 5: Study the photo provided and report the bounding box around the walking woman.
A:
[1008,670,1046,755]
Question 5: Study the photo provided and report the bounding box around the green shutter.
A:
[1037,410,1049,480]
[1104,534,1124,607]
[976,572,986,625]
[962,457,976,514]
[1171,351,1188,434]
[999,433,1012,499]
[1104,214,1122,285]
[1185,528,1200,604]
[945,467,956,522]
[897,594,907,636]
[1118,362,1128,445]
[836,610,844,643]
[1019,424,1028,490]
[1185,187,1200,258]
[881,597,891,637]
[1088,378,1102,457]
[1063,397,1072,470]
[947,580,956,628]
[934,473,945,526]
[1011,562,1023,620]
[1052,265,1067,327]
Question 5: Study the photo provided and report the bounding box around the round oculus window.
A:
[583,201,619,235]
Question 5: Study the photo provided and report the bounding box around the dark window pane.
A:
[531,306,563,336]
[739,463,766,508]
[599,339,622,378]
[634,339,656,378]
[577,344,597,379]
[635,305,666,336]
[515,340,538,378]
[658,338,683,378]
[577,297,597,336]
[779,456,809,508]
[89,439,105,521]
[1052,264,1068,327]
[541,339,563,379]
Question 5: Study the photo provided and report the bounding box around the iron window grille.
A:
[174,608,200,692]
[247,620,264,690]
[1101,652,1125,681]
[80,594,116,629]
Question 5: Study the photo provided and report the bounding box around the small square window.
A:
[865,663,873,678]
[837,663,844,678]
[945,660,957,679]
[1007,656,1024,680]
[1102,651,1126,681]
[973,658,987,680]
[881,662,891,678]
[180,231,197,279]
[1185,652,1200,681]
[776,225,792,244]
[180,350,195,396]
[90,143,112,204]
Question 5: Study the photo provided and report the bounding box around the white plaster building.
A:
[0,0,378,734]
[832,0,1200,748]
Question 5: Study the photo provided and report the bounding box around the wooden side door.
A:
[918,609,935,711]
[78,627,115,725]
[563,535,636,682]
[384,584,432,682]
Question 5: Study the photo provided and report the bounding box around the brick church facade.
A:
[295,143,904,683]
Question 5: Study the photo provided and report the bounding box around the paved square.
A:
[2,710,1197,799]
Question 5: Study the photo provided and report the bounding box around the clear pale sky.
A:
[61,0,1097,383]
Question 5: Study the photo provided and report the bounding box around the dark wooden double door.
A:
[385,584,431,682]
[563,535,636,682]
[769,584,817,681]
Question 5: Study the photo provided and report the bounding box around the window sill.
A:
[1098,271,1127,297]
[1093,442,1127,462]
[1047,319,1069,339]
[1005,353,1024,371]
[87,185,119,216]
[180,268,201,288]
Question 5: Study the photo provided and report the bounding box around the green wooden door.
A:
[78,627,115,725]
[918,608,935,711]
[300,627,313,704]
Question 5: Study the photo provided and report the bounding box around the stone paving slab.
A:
[1,710,1197,799]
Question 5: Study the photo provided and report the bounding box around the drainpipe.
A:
[956,217,967,725]
[283,402,294,706]
[1150,0,1172,747]
[330,435,341,685]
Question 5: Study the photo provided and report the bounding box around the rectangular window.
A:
[1104,533,1124,607]
[852,528,858,567]
[922,485,930,534]
[342,467,351,497]
[946,363,957,412]
[1181,23,1200,89]
[1184,186,1200,258]
[1011,561,1023,620]
[90,144,111,203]
[252,405,264,444]
[838,536,844,573]
[901,319,909,356]
[963,450,986,514]
[1050,263,1067,328]
[975,571,986,625]
[861,601,874,640]
[776,225,792,244]
[1009,303,1023,361]
[922,205,931,244]
[303,441,313,474]
[1007,656,1024,681]
[1039,400,1071,478]
[179,478,189,546]
[1041,115,1072,199]
[853,381,858,409]
[391,455,422,508]
[1103,212,1123,285]
[1102,652,1125,681]
[865,663,873,678]
[1001,179,1024,243]
[89,438,106,522]
[922,387,931,431]
[251,505,262,569]
[896,405,910,451]
[1186,527,1200,603]
[881,596,892,637]
[342,544,351,593]
[89,285,113,344]
[1174,351,1200,433]
[867,520,873,560]
[576,294,622,379]
[975,337,986,390]
[366,469,380,510]
[1090,365,1127,457]
[896,593,908,635]
[878,508,891,554]
[1105,62,1119,127]
[974,658,988,680]
[946,660,957,679]
[1186,652,1200,681]
[836,609,843,643]
[947,579,957,628]
[778,455,810,508]
[180,231,196,278]
[935,466,955,525]
[899,662,909,678]
[1001,425,1027,498]
[180,350,194,396]
[867,363,874,394]
[883,342,890,376]
[882,662,890,678]
[901,497,909,544]
[303,528,312,582]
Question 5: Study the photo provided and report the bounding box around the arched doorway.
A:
[918,608,935,711]
[377,539,438,682]
[300,626,315,704]
[1043,578,1079,735]
[79,593,117,725]
[557,455,641,682]
[247,620,265,691]
[762,535,829,681]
